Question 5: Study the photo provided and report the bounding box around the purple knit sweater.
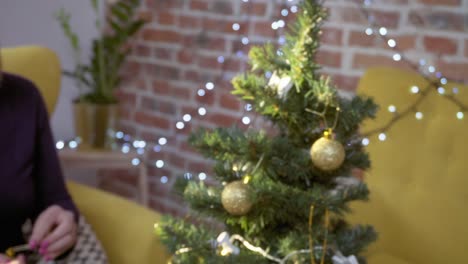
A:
[0,72,78,252]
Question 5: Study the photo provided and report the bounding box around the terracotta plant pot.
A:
[73,102,118,150]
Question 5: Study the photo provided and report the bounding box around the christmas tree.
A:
[156,0,378,263]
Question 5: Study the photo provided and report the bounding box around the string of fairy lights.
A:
[55,0,297,184]
[56,0,467,184]
[355,0,468,145]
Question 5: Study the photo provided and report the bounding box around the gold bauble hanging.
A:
[310,131,345,171]
[221,181,253,216]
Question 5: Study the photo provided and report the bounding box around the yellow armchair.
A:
[67,182,170,264]
[1,45,61,114]
[2,45,170,263]
[351,67,468,264]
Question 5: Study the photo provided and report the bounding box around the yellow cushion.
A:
[67,182,170,264]
[350,67,468,264]
[1,45,61,114]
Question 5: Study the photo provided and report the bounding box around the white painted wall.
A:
[0,0,101,140]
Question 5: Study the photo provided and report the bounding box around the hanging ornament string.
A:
[309,205,330,264]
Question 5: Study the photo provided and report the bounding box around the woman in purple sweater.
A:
[0,72,78,263]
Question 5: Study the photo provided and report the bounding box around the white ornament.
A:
[332,251,359,264]
[268,71,294,99]
[329,176,360,196]
[216,232,240,256]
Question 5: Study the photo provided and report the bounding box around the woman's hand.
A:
[0,254,25,264]
[29,205,77,261]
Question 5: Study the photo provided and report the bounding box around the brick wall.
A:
[99,0,468,215]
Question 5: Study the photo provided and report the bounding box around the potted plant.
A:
[56,0,145,149]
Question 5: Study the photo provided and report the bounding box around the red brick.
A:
[352,53,411,70]
[141,97,176,114]
[152,80,170,95]
[177,50,194,64]
[202,18,248,35]
[409,10,465,31]
[135,111,171,129]
[138,10,152,22]
[219,93,241,111]
[252,21,276,38]
[99,169,138,186]
[437,61,468,82]
[190,0,209,11]
[208,113,239,127]
[326,73,359,92]
[241,2,267,16]
[330,7,400,29]
[321,27,343,46]
[348,31,416,51]
[157,12,177,25]
[195,89,215,105]
[142,29,181,43]
[134,44,151,57]
[153,47,174,60]
[316,50,342,68]
[179,15,201,29]
[424,36,458,55]
[116,90,137,106]
[212,1,234,15]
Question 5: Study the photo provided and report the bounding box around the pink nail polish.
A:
[45,256,52,261]
[41,241,49,248]
[29,240,38,249]
[39,248,47,255]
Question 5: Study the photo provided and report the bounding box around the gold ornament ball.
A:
[310,137,345,171]
[221,181,254,216]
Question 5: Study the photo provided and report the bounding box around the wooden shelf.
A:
[59,149,149,206]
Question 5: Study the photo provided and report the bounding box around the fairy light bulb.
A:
[155,160,164,168]
[457,112,464,120]
[131,158,140,166]
[56,141,65,150]
[122,144,130,154]
[68,141,78,149]
[160,176,168,184]
[388,105,397,113]
[176,122,185,129]
[232,23,240,31]
[362,138,370,146]
[393,53,402,61]
[378,133,387,141]
[365,28,373,35]
[387,39,396,47]
[379,27,387,36]
[205,82,215,90]
[198,172,207,181]
[437,87,445,95]
[116,131,124,139]
[158,137,167,145]
[410,86,420,94]
[415,112,424,120]
[183,114,192,122]
[198,107,207,116]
